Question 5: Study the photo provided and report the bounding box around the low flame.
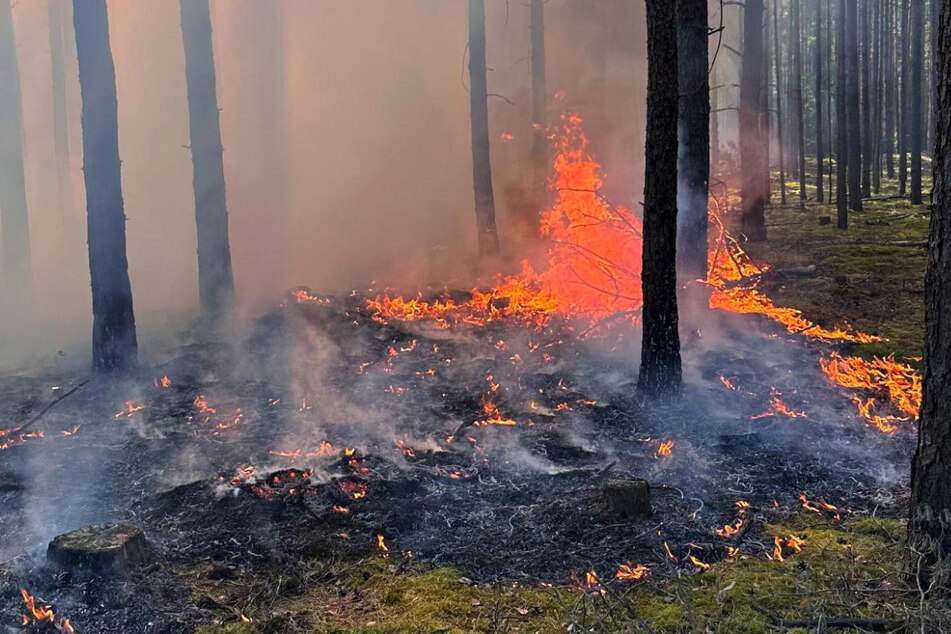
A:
[615,562,650,581]
[655,440,675,458]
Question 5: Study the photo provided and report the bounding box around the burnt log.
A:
[47,524,149,573]
[602,478,651,518]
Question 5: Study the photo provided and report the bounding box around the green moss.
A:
[194,625,258,634]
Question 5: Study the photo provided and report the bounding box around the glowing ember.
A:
[115,401,147,418]
[377,534,389,554]
[654,440,674,458]
[339,481,367,500]
[716,519,743,538]
[751,388,807,420]
[799,493,842,520]
[615,563,650,581]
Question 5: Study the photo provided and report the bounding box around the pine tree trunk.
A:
[885,0,896,179]
[910,0,924,205]
[181,0,236,318]
[638,0,682,400]
[861,0,872,198]
[0,0,32,303]
[741,0,769,241]
[815,0,825,202]
[872,0,883,194]
[774,0,787,206]
[899,0,909,195]
[711,65,721,175]
[910,0,951,583]
[792,0,806,208]
[468,0,500,259]
[827,0,834,198]
[836,0,848,228]
[530,0,547,226]
[49,0,74,216]
[73,0,138,371]
[676,0,709,285]
[845,0,863,212]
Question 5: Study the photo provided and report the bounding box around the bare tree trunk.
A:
[530,0,547,227]
[873,0,883,194]
[845,0,862,212]
[711,65,721,175]
[468,0,500,259]
[639,0,682,401]
[774,0,787,205]
[742,0,769,241]
[49,0,74,216]
[827,0,834,198]
[885,0,896,179]
[899,0,909,195]
[0,0,32,304]
[181,0,235,318]
[73,0,137,371]
[860,0,872,198]
[677,0,709,285]
[816,0,825,202]
[836,0,848,228]
[910,0,951,585]
[792,0,806,208]
[910,0,924,205]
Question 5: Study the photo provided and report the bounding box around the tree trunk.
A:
[676,0,709,285]
[884,0,896,179]
[711,64,721,175]
[872,0,883,194]
[910,0,924,205]
[468,0,500,259]
[73,0,137,371]
[899,0,909,195]
[638,0,682,400]
[181,0,236,318]
[792,0,806,208]
[910,0,951,584]
[0,0,32,303]
[530,0,547,226]
[741,0,769,241]
[836,0,848,228]
[49,0,74,216]
[845,0,862,212]
[860,0,872,198]
[773,0,787,206]
[827,0,834,198]
[815,0,825,203]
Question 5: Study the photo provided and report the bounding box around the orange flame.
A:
[655,440,675,458]
[616,563,651,580]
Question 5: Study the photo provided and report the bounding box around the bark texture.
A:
[836,0,848,229]
[815,0,825,203]
[468,0,500,259]
[73,0,138,371]
[740,0,768,242]
[638,0,682,400]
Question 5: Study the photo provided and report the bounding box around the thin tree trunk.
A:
[741,0,769,241]
[180,0,235,318]
[530,0,547,226]
[792,0,806,208]
[774,0,787,205]
[49,0,74,216]
[468,0,500,259]
[827,0,834,198]
[861,0,872,198]
[910,0,924,205]
[910,0,951,584]
[899,0,909,195]
[815,0,825,202]
[872,0,883,194]
[0,0,32,303]
[73,0,137,371]
[639,0,682,400]
[884,0,896,178]
[836,0,848,228]
[845,0,862,212]
[711,65,721,175]
[677,0,709,285]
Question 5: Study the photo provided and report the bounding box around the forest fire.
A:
[820,353,921,422]
[20,589,74,632]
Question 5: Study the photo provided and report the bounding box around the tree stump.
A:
[47,524,149,573]
[602,478,651,518]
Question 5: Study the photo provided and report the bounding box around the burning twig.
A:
[15,379,89,435]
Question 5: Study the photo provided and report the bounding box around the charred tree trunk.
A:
[73,0,137,371]
[180,0,235,318]
[530,0,547,225]
[468,0,500,259]
[910,0,924,205]
[49,0,74,216]
[741,0,769,241]
[836,0,848,228]
[676,0,709,285]
[845,0,862,212]
[910,0,951,584]
[792,0,806,208]
[638,0,682,400]
[861,0,872,198]
[815,0,825,202]
[0,0,32,303]
[773,0,787,206]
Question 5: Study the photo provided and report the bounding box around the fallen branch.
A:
[14,379,89,434]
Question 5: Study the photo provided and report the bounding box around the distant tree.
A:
[49,0,74,215]
[815,0,825,203]
[860,0,872,198]
[791,0,806,210]
[845,0,862,212]
[468,0,500,259]
[872,0,883,194]
[910,0,924,205]
[773,0,787,207]
[0,0,32,303]
[740,0,769,241]
[835,0,848,229]
[884,0,896,179]
[676,0,709,285]
[73,0,137,371]
[530,0,547,224]
[180,0,236,317]
[638,0,682,400]
[899,0,910,195]
[910,0,951,584]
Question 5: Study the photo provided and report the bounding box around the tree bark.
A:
[872,0,883,194]
[0,0,32,303]
[910,0,951,584]
[910,0,924,205]
[845,0,862,211]
[741,0,769,241]
[468,0,500,259]
[792,0,806,209]
[899,0,910,195]
[827,0,834,198]
[861,0,872,198]
[49,0,74,216]
[676,0,709,285]
[836,0,848,228]
[638,0,682,400]
[884,0,896,179]
[181,0,236,318]
[773,0,787,206]
[530,0,547,226]
[815,0,825,203]
[73,0,137,371]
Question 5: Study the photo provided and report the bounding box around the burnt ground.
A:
[0,291,915,633]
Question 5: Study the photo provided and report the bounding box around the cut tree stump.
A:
[602,478,651,518]
[47,524,149,573]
